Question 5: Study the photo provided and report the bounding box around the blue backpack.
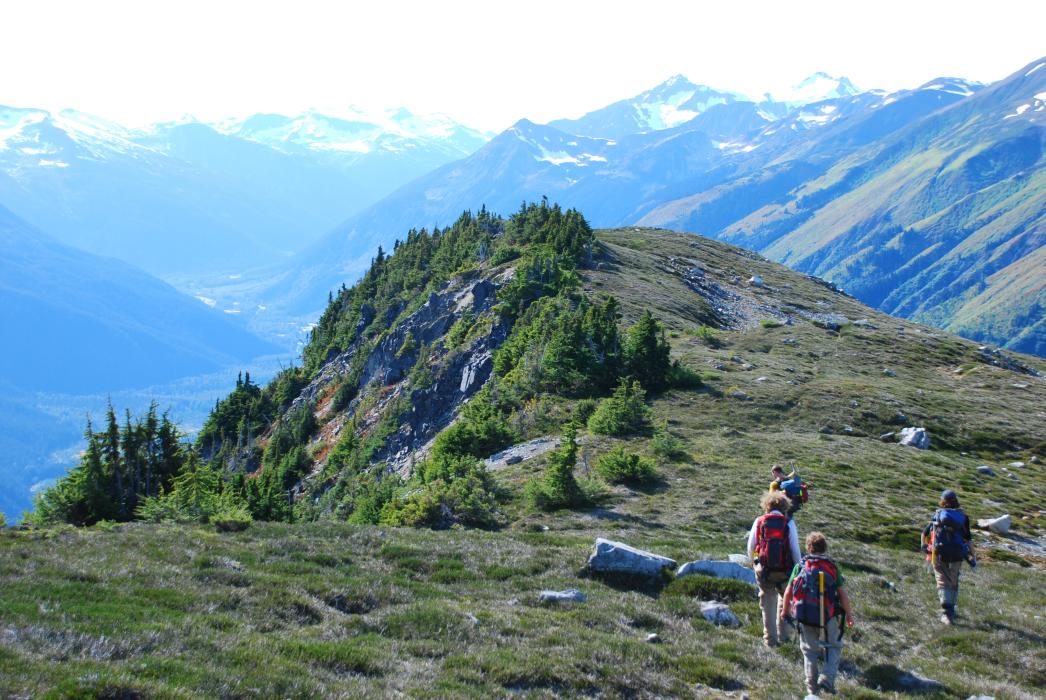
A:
[931,509,969,563]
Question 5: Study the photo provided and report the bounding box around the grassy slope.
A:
[2,229,1045,699]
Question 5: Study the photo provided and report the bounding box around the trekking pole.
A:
[819,571,827,663]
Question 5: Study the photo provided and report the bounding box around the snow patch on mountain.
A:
[767,72,860,108]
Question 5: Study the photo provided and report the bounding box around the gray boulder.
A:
[977,515,1011,535]
[977,465,995,476]
[727,553,751,566]
[700,601,740,627]
[676,560,757,585]
[899,427,930,449]
[879,431,896,443]
[539,589,586,604]
[586,538,676,577]
[894,670,944,692]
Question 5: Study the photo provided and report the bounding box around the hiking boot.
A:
[939,612,953,625]
[762,638,778,648]
[818,677,837,695]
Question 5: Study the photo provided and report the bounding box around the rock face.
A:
[539,589,586,603]
[700,601,740,627]
[676,560,757,585]
[586,538,676,577]
[978,515,1011,534]
[899,427,930,449]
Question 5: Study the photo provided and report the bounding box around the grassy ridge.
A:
[2,227,1044,698]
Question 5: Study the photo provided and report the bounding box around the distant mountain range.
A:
[0,203,286,520]
[266,62,1043,356]
[0,106,489,275]
[0,204,276,393]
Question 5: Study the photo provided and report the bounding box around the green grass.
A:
[3,228,1045,697]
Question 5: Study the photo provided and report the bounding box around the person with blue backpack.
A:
[780,531,855,696]
[921,489,975,624]
[769,464,808,518]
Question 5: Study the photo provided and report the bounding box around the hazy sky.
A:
[2,0,1043,131]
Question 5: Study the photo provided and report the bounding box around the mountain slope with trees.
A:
[8,204,1045,698]
[265,59,1043,356]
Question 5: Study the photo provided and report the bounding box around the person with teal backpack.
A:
[769,464,809,518]
[921,489,975,624]
[781,532,855,696]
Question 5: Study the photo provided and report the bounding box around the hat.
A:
[941,489,959,505]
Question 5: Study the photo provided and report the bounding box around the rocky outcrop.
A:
[676,560,757,585]
[700,601,740,627]
[899,427,930,449]
[586,538,677,577]
[539,589,586,604]
[978,515,1011,535]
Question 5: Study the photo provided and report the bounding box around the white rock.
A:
[676,560,757,585]
[586,538,676,577]
[978,515,1011,535]
[899,427,930,450]
[755,376,769,382]
[977,465,995,476]
[1007,462,1025,468]
[727,553,751,567]
[539,589,586,603]
[700,601,740,627]
[883,368,897,377]
[645,632,660,643]
[966,695,995,699]
[748,275,765,288]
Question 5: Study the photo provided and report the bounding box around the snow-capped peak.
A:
[767,73,860,108]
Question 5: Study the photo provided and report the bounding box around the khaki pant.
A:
[799,616,843,692]
[933,559,962,611]
[757,578,791,644]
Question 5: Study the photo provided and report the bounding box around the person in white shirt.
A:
[746,491,802,647]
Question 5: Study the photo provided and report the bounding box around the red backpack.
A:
[789,555,839,626]
[756,513,793,583]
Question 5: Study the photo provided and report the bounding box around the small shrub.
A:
[595,446,656,484]
[0,511,8,528]
[587,379,650,436]
[572,398,599,425]
[212,502,253,532]
[666,361,703,389]
[760,319,782,329]
[691,325,722,348]
[490,245,523,266]
[526,427,587,511]
[651,423,688,461]
[330,379,359,413]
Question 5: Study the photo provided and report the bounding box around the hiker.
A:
[781,531,855,696]
[921,489,975,624]
[747,491,802,647]
[769,464,807,518]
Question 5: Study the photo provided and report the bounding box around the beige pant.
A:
[933,560,962,609]
[757,579,791,644]
[799,616,843,691]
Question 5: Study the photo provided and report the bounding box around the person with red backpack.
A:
[921,489,975,624]
[781,532,855,696]
[746,491,802,647]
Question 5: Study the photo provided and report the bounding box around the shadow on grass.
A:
[583,507,666,529]
[577,567,672,598]
[862,664,949,695]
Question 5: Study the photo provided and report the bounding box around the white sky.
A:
[1,0,1043,132]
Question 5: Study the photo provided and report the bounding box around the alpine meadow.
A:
[0,7,1044,700]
